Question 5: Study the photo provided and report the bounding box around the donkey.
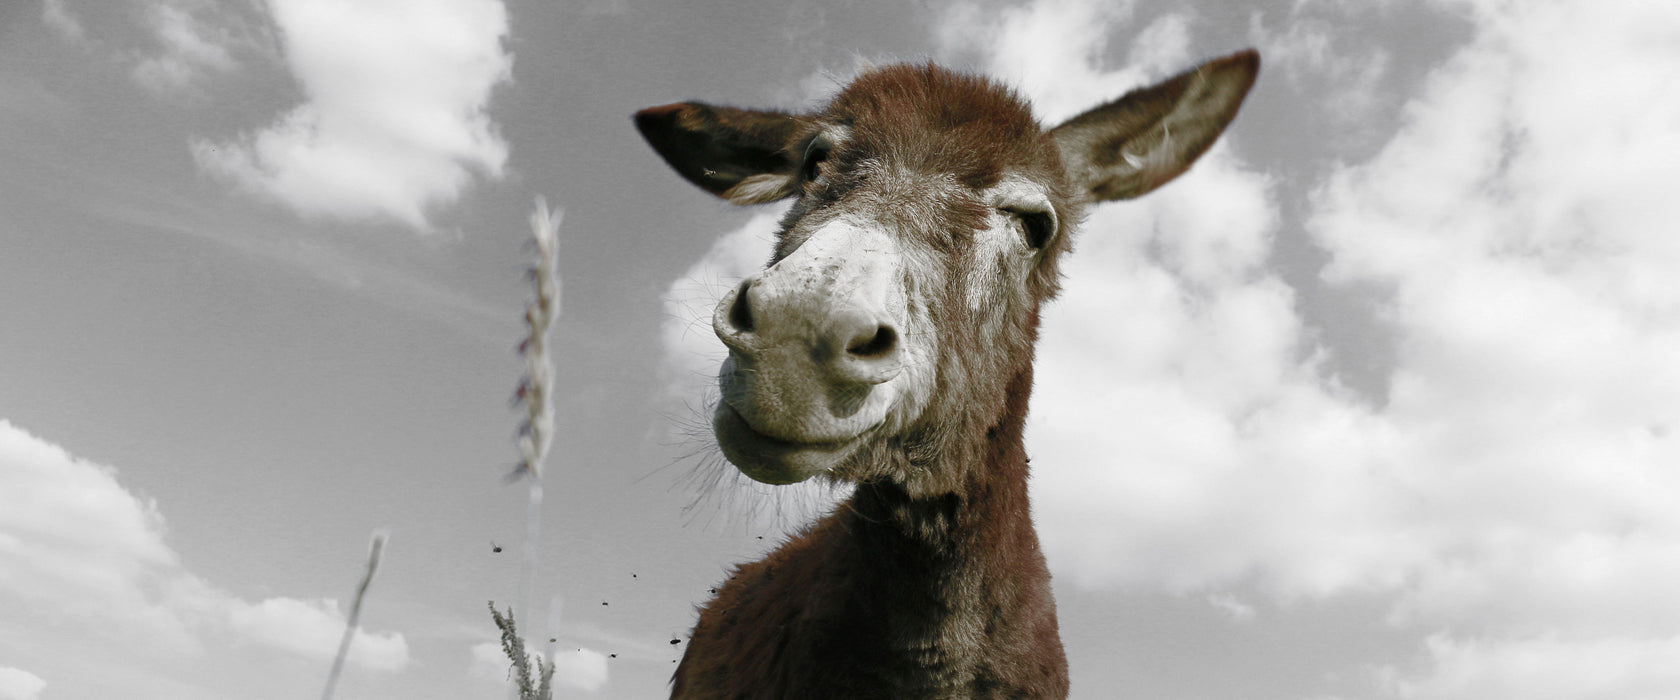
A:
[635,49,1259,699]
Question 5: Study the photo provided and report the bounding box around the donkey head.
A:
[637,51,1258,494]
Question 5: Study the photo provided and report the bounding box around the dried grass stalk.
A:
[321,531,386,700]
[490,602,556,699]
[500,197,563,697]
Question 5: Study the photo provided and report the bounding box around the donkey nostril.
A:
[727,279,755,334]
[847,325,897,358]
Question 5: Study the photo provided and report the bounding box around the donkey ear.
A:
[633,102,809,205]
[1050,50,1259,202]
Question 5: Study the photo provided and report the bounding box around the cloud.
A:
[0,420,410,687]
[469,641,504,679]
[936,0,1147,122]
[0,419,205,654]
[552,647,610,692]
[1303,0,1680,691]
[1025,151,1379,594]
[0,668,45,700]
[228,596,409,671]
[193,0,512,229]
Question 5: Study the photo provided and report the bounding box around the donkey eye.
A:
[800,138,832,182]
[1003,207,1055,250]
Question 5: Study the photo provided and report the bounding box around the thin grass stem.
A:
[321,531,386,700]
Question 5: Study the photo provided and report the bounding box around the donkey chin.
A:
[711,347,912,484]
[711,403,857,485]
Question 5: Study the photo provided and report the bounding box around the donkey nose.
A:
[717,277,761,346]
[715,276,901,385]
[822,308,901,385]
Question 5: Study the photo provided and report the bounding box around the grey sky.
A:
[4,1,1679,698]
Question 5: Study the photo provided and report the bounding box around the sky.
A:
[3,0,1679,698]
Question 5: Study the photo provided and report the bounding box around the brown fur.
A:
[636,51,1260,699]
[674,365,1063,699]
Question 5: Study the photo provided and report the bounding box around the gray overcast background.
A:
[4,0,1679,698]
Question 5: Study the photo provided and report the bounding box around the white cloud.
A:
[936,0,1146,122]
[552,647,610,692]
[193,0,512,229]
[228,596,409,671]
[1303,0,1680,690]
[1124,11,1194,74]
[1025,152,1381,595]
[0,419,205,654]
[469,640,509,680]
[0,420,410,687]
[0,668,45,700]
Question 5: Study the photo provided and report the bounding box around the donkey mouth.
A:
[713,403,867,484]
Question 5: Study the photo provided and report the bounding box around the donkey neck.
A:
[848,375,1039,561]
[828,363,1051,657]
[670,339,1066,698]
